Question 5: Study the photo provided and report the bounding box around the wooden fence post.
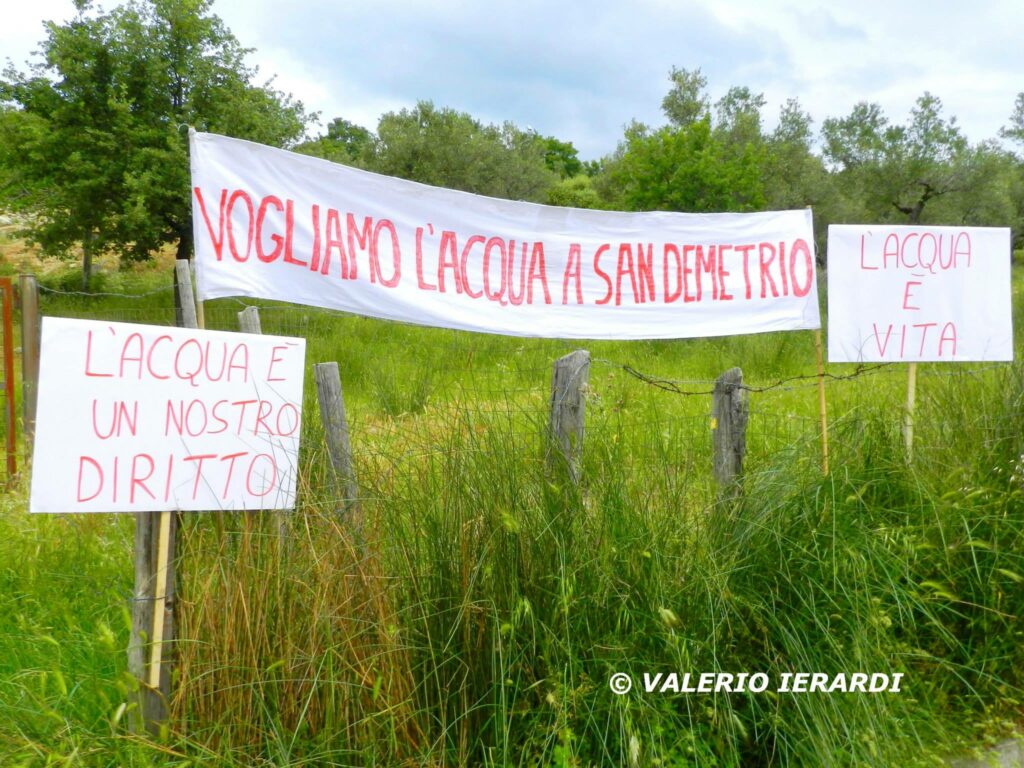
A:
[19,274,40,446]
[314,362,359,519]
[238,306,262,335]
[712,367,748,493]
[175,260,198,330]
[128,263,193,734]
[548,349,590,482]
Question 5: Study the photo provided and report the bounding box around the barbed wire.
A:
[593,359,891,396]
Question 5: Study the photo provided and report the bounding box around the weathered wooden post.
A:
[176,260,198,330]
[128,263,193,734]
[712,367,748,494]
[548,349,590,483]
[238,306,261,335]
[128,508,177,734]
[315,362,359,520]
[19,274,40,445]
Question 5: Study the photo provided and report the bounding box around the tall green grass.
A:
[170,376,1024,766]
[0,263,1022,765]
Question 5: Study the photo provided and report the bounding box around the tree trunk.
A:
[175,224,192,261]
[908,200,924,224]
[174,225,192,325]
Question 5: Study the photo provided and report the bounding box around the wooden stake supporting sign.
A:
[128,509,176,733]
[903,362,918,462]
[147,509,173,688]
[814,329,830,475]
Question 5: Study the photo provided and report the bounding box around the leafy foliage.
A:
[546,174,604,209]
[1000,92,1024,149]
[821,93,997,225]
[294,116,374,165]
[299,101,558,204]
[602,118,766,213]
[367,101,556,202]
[0,0,309,288]
[541,134,584,178]
[661,66,710,128]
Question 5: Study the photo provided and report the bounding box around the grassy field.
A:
[0,255,1023,766]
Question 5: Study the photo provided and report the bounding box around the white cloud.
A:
[3,0,1022,156]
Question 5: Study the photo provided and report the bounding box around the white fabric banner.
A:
[190,131,821,340]
[827,225,1013,362]
[29,317,306,513]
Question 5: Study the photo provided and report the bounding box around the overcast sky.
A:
[3,0,1022,159]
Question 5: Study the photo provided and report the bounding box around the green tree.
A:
[822,93,977,224]
[661,66,709,128]
[0,10,130,287]
[298,114,581,192]
[1001,93,1024,250]
[762,98,845,254]
[0,0,308,289]
[597,68,768,213]
[546,174,603,209]
[714,85,767,150]
[927,141,1020,228]
[1000,92,1024,148]
[540,135,583,179]
[364,101,556,202]
[764,98,816,207]
[295,116,374,165]
[601,118,765,213]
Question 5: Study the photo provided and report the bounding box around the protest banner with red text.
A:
[29,317,306,513]
[189,131,821,340]
[827,225,1012,363]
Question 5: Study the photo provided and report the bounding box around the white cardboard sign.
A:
[29,317,306,513]
[827,225,1013,362]
[190,130,821,340]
